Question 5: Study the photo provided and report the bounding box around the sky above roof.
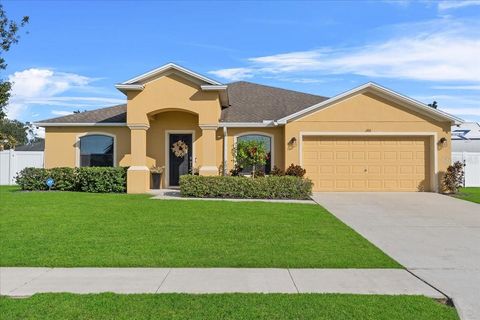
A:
[4,0,480,124]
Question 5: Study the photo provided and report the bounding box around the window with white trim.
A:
[237,134,272,174]
[79,134,114,167]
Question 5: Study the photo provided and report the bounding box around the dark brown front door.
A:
[169,133,192,186]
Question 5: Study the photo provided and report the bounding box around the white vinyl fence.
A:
[452,152,480,187]
[0,149,44,185]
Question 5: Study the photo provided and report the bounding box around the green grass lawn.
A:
[0,293,459,320]
[454,187,480,204]
[0,186,399,268]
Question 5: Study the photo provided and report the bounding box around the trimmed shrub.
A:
[15,167,127,193]
[76,167,127,193]
[180,175,313,200]
[443,161,464,194]
[270,165,285,176]
[229,165,243,176]
[285,164,306,177]
[49,167,77,191]
[15,167,50,191]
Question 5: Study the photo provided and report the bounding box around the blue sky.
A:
[4,0,480,130]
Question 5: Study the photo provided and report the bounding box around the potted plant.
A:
[150,166,164,189]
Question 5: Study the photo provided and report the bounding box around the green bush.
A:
[15,167,127,193]
[49,167,77,191]
[180,175,313,199]
[285,164,306,177]
[270,165,285,176]
[76,167,127,193]
[443,161,464,194]
[15,167,50,191]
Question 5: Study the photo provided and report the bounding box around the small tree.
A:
[0,5,29,119]
[443,161,464,194]
[0,118,29,149]
[233,140,267,178]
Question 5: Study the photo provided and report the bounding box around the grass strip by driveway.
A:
[453,187,480,204]
[0,293,459,320]
[0,186,399,268]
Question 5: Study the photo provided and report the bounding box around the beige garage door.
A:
[302,136,431,192]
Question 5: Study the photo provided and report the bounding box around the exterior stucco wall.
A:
[147,111,203,187]
[44,126,131,168]
[284,92,451,190]
[126,73,221,126]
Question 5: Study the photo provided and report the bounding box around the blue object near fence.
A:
[45,177,55,189]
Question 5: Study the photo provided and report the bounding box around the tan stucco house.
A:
[36,63,462,194]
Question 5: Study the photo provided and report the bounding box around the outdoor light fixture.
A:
[439,137,448,146]
[288,137,297,147]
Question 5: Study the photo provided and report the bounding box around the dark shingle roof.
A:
[38,104,126,124]
[37,82,328,125]
[220,81,328,122]
[15,139,45,151]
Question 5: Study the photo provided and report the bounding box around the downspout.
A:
[223,126,228,175]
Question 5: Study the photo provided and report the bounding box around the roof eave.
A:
[219,121,279,128]
[115,84,144,94]
[34,122,127,127]
[201,85,229,107]
[122,63,222,86]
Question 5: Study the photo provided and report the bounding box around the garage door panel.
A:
[320,165,334,174]
[384,180,398,189]
[367,180,383,189]
[335,180,351,189]
[367,165,382,174]
[303,136,430,192]
[335,165,350,174]
[335,151,349,160]
[318,179,335,188]
[319,151,334,160]
[399,151,413,160]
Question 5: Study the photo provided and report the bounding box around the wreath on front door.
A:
[171,140,189,158]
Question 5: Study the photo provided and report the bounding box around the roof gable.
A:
[277,82,463,125]
[121,63,222,86]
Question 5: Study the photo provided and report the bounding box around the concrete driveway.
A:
[312,192,480,320]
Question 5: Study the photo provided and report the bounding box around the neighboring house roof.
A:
[15,139,45,151]
[36,104,126,126]
[452,122,480,140]
[220,81,328,122]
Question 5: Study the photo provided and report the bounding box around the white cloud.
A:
[51,110,74,116]
[442,107,480,116]
[438,0,480,11]
[9,69,90,99]
[210,19,480,83]
[6,68,123,120]
[209,68,254,81]
[432,85,480,90]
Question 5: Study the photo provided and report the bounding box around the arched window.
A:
[79,134,114,167]
[236,134,272,174]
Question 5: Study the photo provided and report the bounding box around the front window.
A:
[237,134,272,174]
[79,134,114,167]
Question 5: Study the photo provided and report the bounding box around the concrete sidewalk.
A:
[0,267,444,298]
[149,189,315,204]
